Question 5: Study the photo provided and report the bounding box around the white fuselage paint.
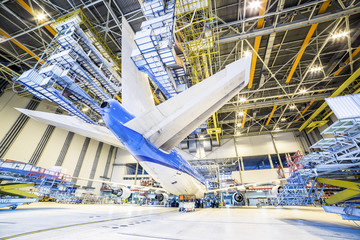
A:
[139,161,207,199]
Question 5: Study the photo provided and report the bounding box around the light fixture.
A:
[310,66,322,72]
[281,118,286,122]
[36,13,46,21]
[98,119,104,123]
[235,131,241,136]
[239,97,247,103]
[299,88,307,94]
[238,111,244,117]
[237,123,242,127]
[275,127,280,131]
[332,31,348,39]
[289,105,296,110]
[249,0,261,9]
[82,107,89,112]
[244,51,252,57]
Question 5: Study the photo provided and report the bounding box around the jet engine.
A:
[271,185,283,196]
[112,187,131,199]
[233,192,244,203]
[155,193,169,202]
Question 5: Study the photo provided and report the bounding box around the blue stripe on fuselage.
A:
[101,99,207,187]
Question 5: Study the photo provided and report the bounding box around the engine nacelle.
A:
[271,185,283,196]
[233,192,244,203]
[112,187,131,199]
[155,193,168,202]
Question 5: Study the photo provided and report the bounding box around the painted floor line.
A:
[0,209,176,240]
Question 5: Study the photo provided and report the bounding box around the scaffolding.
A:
[132,0,188,99]
[0,159,76,202]
[276,96,360,207]
[15,10,122,124]
[175,0,221,143]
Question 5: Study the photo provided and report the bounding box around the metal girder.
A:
[299,67,360,131]
[0,28,44,65]
[316,177,360,205]
[218,93,331,112]
[285,0,331,84]
[16,0,57,36]
[219,6,360,43]
[219,0,329,29]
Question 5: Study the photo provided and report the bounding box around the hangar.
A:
[0,0,359,239]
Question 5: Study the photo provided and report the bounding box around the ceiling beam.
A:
[219,6,360,43]
[219,93,331,112]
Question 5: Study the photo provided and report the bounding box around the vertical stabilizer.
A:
[121,17,155,116]
[125,56,252,152]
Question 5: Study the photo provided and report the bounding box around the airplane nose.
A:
[101,101,110,108]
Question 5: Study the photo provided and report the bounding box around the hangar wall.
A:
[0,91,116,194]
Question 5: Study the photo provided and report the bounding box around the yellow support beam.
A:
[248,0,268,89]
[115,94,122,103]
[316,177,360,205]
[0,63,20,77]
[265,97,281,125]
[0,29,45,65]
[16,0,57,36]
[334,44,360,76]
[265,105,277,126]
[299,67,360,131]
[241,108,248,128]
[285,0,330,84]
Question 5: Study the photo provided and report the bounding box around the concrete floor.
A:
[0,203,359,240]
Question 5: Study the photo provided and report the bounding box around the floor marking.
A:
[0,209,176,240]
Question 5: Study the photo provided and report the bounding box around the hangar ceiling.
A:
[0,0,359,138]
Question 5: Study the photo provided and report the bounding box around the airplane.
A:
[18,55,253,203]
[14,16,279,204]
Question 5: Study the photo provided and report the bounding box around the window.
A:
[242,155,271,170]
[125,164,148,175]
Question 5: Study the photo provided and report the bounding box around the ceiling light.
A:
[239,97,247,103]
[237,123,242,127]
[83,107,89,112]
[235,131,241,136]
[289,105,296,110]
[244,51,252,57]
[98,119,104,123]
[37,13,46,21]
[281,118,286,122]
[332,32,348,39]
[310,66,322,72]
[275,127,280,131]
[299,89,307,94]
[249,0,261,9]
[238,111,244,117]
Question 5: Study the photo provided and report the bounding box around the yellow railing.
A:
[175,0,221,142]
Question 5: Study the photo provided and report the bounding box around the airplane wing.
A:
[16,108,123,148]
[206,178,286,193]
[124,56,252,152]
[73,176,166,192]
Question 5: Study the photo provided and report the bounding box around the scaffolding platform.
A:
[0,159,76,201]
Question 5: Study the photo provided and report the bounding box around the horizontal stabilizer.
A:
[16,108,123,148]
[125,56,252,152]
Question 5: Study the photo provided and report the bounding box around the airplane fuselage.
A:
[102,100,207,198]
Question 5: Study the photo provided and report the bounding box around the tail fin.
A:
[124,56,252,152]
[121,16,154,117]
